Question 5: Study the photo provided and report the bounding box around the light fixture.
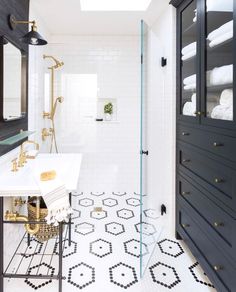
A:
[8,14,47,46]
[80,0,152,11]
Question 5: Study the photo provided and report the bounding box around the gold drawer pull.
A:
[214,265,223,271]
[182,132,190,136]
[182,224,190,228]
[194,111,205,116]
[183,159,191,163]
[214,178,224,183]
[213,142,223,147]
[214,222,224,227]
[182,191,190,195]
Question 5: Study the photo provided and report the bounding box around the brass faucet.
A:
[18,140,39,166]
[5,197,40,235]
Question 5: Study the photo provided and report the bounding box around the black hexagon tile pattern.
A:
[89,238,112,258]
[117,208,134,219]
[5,191,215,292]
[149,262,181,289]
[158,239,184,258]
[109,262,138,289]
[67,262,95,289]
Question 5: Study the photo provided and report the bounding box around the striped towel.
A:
[33,170,73,226]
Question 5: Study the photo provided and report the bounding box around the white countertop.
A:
[0,153,82,197]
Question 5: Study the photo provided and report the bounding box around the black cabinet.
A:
[173,0,236,290]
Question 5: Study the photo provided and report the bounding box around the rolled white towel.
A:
[220,89,233,106]
[206,101,218,115]
[183,74,196,85]
[184,84,196,91]
[191,93,197,106]
[182,42,196,55]
[183,101,196,116]
[209,30,233,48]
[182,50,196,61]
[208,20,233,41]
[207,65,233,86]
[211,105,233,121]
[193,9,197,23]
[207,0,233,12]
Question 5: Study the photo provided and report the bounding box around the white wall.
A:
[146,5,176,235]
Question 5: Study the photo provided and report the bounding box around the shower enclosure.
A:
[140,20,163,277]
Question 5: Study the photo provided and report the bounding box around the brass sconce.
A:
[8,14,47,46]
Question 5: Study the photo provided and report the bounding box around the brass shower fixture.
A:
[42,55,64,153]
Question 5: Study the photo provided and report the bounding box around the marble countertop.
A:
[0,153,82,197]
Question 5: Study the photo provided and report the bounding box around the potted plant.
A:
[104,102,113,121]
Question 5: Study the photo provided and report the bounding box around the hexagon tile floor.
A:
[4,191,215,292]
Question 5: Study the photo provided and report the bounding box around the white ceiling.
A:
[30,0,168,35]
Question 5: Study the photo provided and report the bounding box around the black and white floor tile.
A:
[5,191,215,292]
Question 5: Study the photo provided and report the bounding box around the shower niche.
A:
[96,98,118,122]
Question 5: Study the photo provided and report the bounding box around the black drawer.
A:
[177,125,236,163]
[177,204,236,292]
[177,174,235,257]
[177,143,236,211]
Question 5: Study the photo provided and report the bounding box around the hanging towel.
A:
[32,169,73,226]
[207,0,233,12]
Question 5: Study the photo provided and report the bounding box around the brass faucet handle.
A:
[5,210,18,220]
[11,158,18,172]
[22,151,27,163]
[43,111,51,119]
[14,197,26,207]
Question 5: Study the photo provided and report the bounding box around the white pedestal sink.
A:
[0,153,82,196]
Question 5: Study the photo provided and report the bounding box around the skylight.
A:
[80,0,152,11]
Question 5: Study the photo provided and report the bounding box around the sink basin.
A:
[0,153,82,197]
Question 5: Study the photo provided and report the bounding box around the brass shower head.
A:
[43,54,64,69]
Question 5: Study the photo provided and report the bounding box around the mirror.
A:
[3,42,26,121]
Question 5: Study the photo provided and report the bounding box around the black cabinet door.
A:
[200,0,236,130]
[177,0,201,124]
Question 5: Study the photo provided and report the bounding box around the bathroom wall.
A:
[146,5,176,234]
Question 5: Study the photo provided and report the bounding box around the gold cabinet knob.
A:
[194,111,204,116]
[214,222,224,227]
[214,265,223,271]
[214,178,224,183]
[182,223,190,228]
[182,191,190,195]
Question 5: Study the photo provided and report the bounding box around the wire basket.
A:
[28,197,60,242]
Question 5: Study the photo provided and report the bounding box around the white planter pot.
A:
[104,113,112,121]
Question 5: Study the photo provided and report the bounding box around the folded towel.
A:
[220,89,233,106]
[208,20,233,41]
[183,101,196,116]
[206,101,218,115]
[182,50,196,61]
[32,169,73,226]
[207,0,233,12]
[184,84,196,91]
[182,42,196,55]
[183,74,196,86]
[207,65,233,87]
[209,30,233,48]
[211,105,233,120]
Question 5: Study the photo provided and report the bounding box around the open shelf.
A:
[0,131,34,146]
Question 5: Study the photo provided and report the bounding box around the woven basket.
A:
[28,197,60,242]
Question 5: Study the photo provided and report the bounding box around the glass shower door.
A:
[140,20,163,278]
